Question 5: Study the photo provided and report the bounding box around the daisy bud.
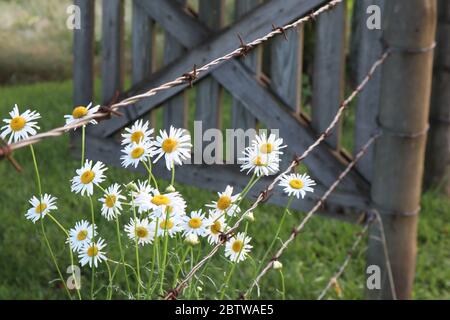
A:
[166,184,176,193]
[273,261,283,270]
[185,233,199,246]
[244,211,255,222]
[197,286,203,292]
[124,182,138,193]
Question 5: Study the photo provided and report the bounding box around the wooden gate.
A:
[74,0,374,222]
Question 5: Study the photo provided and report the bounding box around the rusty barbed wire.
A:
[0,0,343,160]
[164,50,390,299]
[246,133,380,298]
[316,215,373,300]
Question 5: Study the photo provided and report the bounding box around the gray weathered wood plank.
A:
[163,0,188,130]
[194,0,224,160]
[95,0,328,137]
[73,0,95,107]
[101,0,124,105]
[351,0,385,181]
[231,0,260,133]
[270,26,303,112]
[311,1,346,149]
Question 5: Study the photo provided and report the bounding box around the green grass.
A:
[0,81,449,300]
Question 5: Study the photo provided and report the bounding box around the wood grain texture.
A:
[101,0,124,105]
[163,0,188,130]
[368,0,437,300]
[351,0,385,181]
[311,1,346,149]
[94,0,327,137]
[270,26,303,112]
[231,0,260,133]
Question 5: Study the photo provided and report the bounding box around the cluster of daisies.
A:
[2,103,317,271]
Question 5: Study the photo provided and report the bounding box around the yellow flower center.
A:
[131,131,145,144]
[72,106,88,119]
[87,245,98,257]
[188,217,202,229]
[289,179,304,190]
[217,196,231,211]
[131,147,145,159]
[151,195,170,206]
[232,240,244,253]
[81,170,95,184]
[10,116,26,131]
[135,226,148,238]
[162,138,178,153]
[260,143,273,154]
[160,219,174,230]
[35,202,47,214]
[253,156,265,166]
[210,220,222,235]
[105,195,117,208]
[77,230,88,241]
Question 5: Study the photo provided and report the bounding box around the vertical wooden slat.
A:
[368,0,437,299]
[270,27,303,113]
[311,1,346,149]
[73,0,95,107]
[132,0,155,124]
[425,0,450,195]
[101,0,125,105]
[231,0,261,131]
[195,0,224,161]
[163,0,188,130]
[352,0,385,181]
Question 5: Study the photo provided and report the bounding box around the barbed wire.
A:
[0,0,343,160]
[164,50,390,299]
[246,133,380,298]
[316,217,372,300]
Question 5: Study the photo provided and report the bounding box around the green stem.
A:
[47,213,82,300]
[170,164,175,186]
[115,217,132,295]
[279,270,286,300]
[219,262,237,300]
[29,145,42,196]
[143,161,159,190]
[146,218,160,299]
[81,125,86,166]
[89,196,96,300]
[159,209,171,295]
[40,220,72,299]
[172,246,190,288]
[105,260,113,300]
[131,196,142,299]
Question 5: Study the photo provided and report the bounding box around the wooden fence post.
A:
[367,0,437,299]
[73,0,95,108]
[424,0,450,195]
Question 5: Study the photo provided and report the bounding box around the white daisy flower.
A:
[67,220,97,252]
[205,211,227,245]
[64,102,100,128]
[78,238,107,268]
[185,233,200,246]
[224,232,252,263]
[153,126,192,170]
[1,104,40,144]
[121,119,154,145]
[206,185,241,217]
[154,213,183,238]
[124,217,155,246]
[239,146,280,176]
[120,141,154,168]
[99,184,126,221]
[252,132,286,156]
[25,194,57,223]
[71,160,107,196]
[279,173,316,199]
[182,210,210,237]
[135,190,186,217]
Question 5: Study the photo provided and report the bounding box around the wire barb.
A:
[182,64,198,87]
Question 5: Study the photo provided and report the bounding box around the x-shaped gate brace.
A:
[84,0,371,221]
